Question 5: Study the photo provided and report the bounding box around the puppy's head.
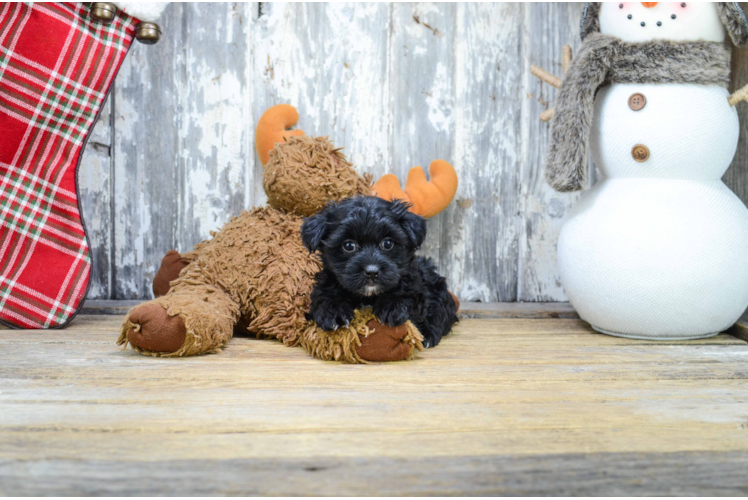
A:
[301,196,427,297]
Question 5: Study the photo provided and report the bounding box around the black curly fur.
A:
[301,196,458,348]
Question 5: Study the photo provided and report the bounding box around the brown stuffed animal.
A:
[118,104,458,362]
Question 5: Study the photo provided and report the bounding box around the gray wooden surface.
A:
[78,2,748,301]
[4,452,748,495]
[2,314,748,495]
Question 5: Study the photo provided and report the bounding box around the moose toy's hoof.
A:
[152,250,189,297]
[121,303,186,354]
[301,309,424,363]
[355,319,417,362]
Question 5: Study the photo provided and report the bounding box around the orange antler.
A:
[372,160,458,218]
[255,104,306,166]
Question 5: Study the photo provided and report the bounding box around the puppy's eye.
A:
[380,238,394,251]
[342,240,358,253]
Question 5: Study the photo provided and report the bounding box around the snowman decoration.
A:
[531,2,748,339]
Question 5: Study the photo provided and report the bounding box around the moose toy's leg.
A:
[119,263,240,357]
[301,310,424,364]
[151,243,209,297]
[152,250,191,297]
[300,292,460,363]
[355,291,459,360]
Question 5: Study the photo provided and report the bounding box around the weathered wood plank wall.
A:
[77,2,748,302]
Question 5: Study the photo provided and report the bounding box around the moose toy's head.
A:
[256,105,372,217]
[255,104,458,219]
[582,2,748,46]
[262,135,374,218]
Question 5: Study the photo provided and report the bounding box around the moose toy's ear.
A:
[301,205,334,252]
[391,200,427,249]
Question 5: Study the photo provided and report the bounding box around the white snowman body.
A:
[558,2,748,339]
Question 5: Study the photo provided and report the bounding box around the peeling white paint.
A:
[517,2,587,301]
[459,278,492,303]
[425,62,452,134]
[251,3,391,182]
[180,59,245,236]
[92,3,602,301]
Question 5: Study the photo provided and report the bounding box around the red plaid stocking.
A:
[0,3,137,328]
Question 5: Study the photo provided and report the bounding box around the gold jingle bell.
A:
[135,22,162,45]
[89,3,117,23]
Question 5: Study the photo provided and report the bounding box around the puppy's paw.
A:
[313,304,354,332]
[421,334,441,349]
[373,301,410,327]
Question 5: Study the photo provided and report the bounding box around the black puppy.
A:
[301,196,458,348]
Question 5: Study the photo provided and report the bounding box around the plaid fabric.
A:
[0,3,137,328]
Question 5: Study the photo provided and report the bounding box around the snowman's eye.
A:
[657,21,662,26]
[640,21,646,26]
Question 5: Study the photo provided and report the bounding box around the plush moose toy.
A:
[118,104,458,362]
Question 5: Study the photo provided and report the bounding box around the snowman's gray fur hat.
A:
[580,2,748,46]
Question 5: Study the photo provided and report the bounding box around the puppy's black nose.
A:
[365,265,380,280]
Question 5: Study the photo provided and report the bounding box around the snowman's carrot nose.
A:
[641,2,658,7]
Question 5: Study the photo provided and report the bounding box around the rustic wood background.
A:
[78,2,748,302]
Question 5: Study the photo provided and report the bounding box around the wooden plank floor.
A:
[2,314,748,495]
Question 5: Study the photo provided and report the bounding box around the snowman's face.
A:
[599,2,726,43]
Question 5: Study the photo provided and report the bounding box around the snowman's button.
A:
[628,93,647,111]
[632,144,650,162]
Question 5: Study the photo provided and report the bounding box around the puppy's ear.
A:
[402,211,427,248]
[392,200,427,249]
[301,204,334,252]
